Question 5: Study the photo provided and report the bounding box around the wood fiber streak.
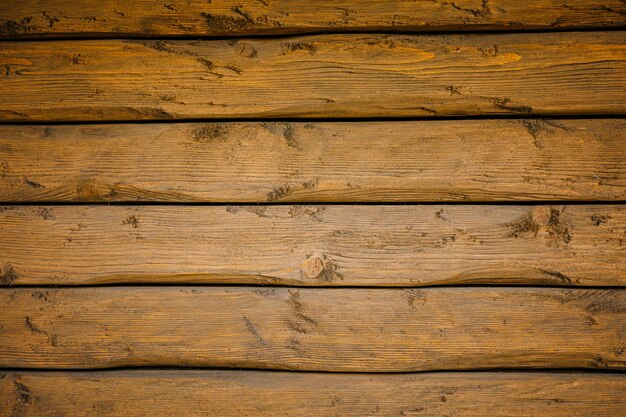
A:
[0,205,624,286]
[0,287,624,370]
[1,32,625,121]
[1,119,625,202]
[1,371,625,417]
[1,0,626,38]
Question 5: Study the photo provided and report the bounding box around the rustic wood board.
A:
[1,205,624,286]
[1,287,624,370]
[1,32,625,121]
[1,371,625,417]
[1,119,625,202]
[1,0,626,38]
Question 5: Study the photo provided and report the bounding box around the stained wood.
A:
[1,371,625,417]
[1,0,626,39]
[1,205,624,286]
[1,119,625,202]
[1,32,625,121]
[1,287,624,370]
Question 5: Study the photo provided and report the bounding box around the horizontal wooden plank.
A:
[2,0,626,39]
[1,371,625,417]
[1,32,625,121]
[1,119,625,202]
[0,205,624,286]
[1,287,624,370]
[3,0,626,40]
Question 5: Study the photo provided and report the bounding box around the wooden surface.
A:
[1,0,625,413]
[1,205,624,286]
[2,1,626,38]
[1,119,625,202]
[2,371,625,417]
[1,32,626,121]
[1,287,624,370]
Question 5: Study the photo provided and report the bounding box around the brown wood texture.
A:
[0,205,624,286]
[1,32,625,121]
[1,0,626,38]
[1,287,625,370]
[1,371,625,417]
[1,119,625,203]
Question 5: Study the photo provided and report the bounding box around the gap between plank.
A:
[0,366,625,374]
[1,114,626,126]
[1,201,625,206]
[2,26,626,42]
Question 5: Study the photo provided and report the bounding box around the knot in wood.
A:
[301,253,326,279]
[530,206,552,226]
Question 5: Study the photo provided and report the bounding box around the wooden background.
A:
[1,1,625,416]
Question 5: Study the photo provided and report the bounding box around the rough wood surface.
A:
[1,205,625,286]
[1,119,625,202]
[1,371,625,417]
[1,0,626,38]
[1,32,625,121]
[1,287,624,370]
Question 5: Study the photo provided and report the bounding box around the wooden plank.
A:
[1,119,625,202]
[1,1,626,39]
[1,32,625,121]
[1,371,625,417]
[1,205,624,286]
[0,287,624,370]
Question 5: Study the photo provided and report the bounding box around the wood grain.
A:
[1,205,625,286]
[1,371,625,417]
[1,119,625,202]
[0,287,624,370]
[1,0,626,38]
[1,32,625,121]
[0,205,626,286]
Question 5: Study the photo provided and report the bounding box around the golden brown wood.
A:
[1,371,625,416]
[1,32,625,121]
[1,205,624,286]
[1,0,626,38]
[1,119,625,202]
[0,287,626,372]
[0,287,624,370]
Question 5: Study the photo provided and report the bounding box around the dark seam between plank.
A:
[1,26,626,42]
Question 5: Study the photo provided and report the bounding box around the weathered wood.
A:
[1,371,625,417]
[1,119,625,202]
[1,32,625,121]
[1,205,624,286]
[1,0,626,39]
[1,287,624,370]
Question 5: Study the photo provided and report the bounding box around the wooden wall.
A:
[1,1,625,416]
